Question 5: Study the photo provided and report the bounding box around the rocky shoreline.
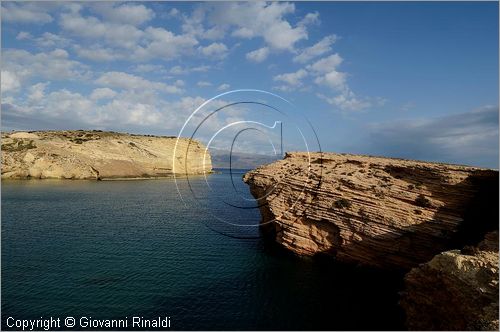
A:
[244,151,499,330]
[1,130,212,180]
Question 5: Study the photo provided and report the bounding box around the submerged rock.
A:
[400,231,499,330]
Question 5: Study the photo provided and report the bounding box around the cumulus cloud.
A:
[293,35,337,63]
[36,32,70,48]
[169,65,210,75]
[181,6,226,40]
[207,2,308,51]
[217,83,230,91]
[2,49,89,84]
[197,81,212,87]
[298,11,320,27]
[314,70,346,90]
[273,69,308,87]
[90,88,118,100]
[15,31,70,49]
[27,82,50,103]
[317,91,371,112]
[60,11,144,49]
[75,46,122,61]
[367,105,499,168]
[16,31,33,40]
[1,2,53,24]
[95,72,183,94]
[90,3,155,26]
[246,47,270,63]
[2,86,242,137]
[307,53,343,74]
[1,71,21,93]
[198,42,228,59]
[134,27,198,60]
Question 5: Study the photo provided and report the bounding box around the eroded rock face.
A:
[400,232,499,331]
[243,152,498,269]
[2,131,212,180]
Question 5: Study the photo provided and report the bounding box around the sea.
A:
[1,169,405,330]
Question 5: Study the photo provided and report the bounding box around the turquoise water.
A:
[2,170,405,330]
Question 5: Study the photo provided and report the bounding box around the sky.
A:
[1,1,499,168]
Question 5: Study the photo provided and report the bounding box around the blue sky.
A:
[1,1,498,167]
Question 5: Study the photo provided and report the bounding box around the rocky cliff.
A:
[1,130,212,179]
[243,152,498,270]
[400,231,499,330]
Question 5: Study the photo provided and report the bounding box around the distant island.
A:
[1,130,212,180]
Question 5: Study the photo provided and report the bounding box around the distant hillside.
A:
[1,130,211,179]
[210,148,281,169]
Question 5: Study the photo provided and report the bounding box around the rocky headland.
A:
[1,130,212,180]
[244,151,498,330]
[401,231,499,330]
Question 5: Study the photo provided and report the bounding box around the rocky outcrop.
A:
[1,130,211,180]
[400,231,499,330]
[243,152,498,270]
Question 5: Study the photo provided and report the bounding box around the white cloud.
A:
[60,11,144,49]
[169,65,210,75]
[1,2,53,24]
[2,49,89,83]
[91,3,155,26]
[197,81,212,87]
[314,71,346,90]
[75,46,121,62]
[181,6,226,40]
[95,71,183,94]
[1,71,21,93]
[16,31,33,40]
[208,2,307,50]
[246,47,270,63]
[28,82,50,102]
[308,53,347,91]
[217,83,230,91]
[307,53,343,74]
[134,27,199,60]
[273,69,308,87]
[36,32,70,48]
[2,88,197,131]
[199,42,228,59]
[132,64,167,73]
[15,31,69,49]
[293,35,337,63]
[298,12,320,27]
[317,91,371,112]
[168,8,180,18]
[90,88,117,100]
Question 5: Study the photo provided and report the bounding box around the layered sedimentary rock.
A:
[1,131,212,179]
[243,152,498,270]
[400,231,499,330]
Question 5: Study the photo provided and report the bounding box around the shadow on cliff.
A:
[319,166,498,271]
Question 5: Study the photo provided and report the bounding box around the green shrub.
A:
[333,198,351,209]
[415,194,432,208]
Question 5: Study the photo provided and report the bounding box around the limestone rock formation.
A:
[2,131,212,180]
[243,152,498,270]
[400,231,499,330]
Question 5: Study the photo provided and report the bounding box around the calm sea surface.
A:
[2,169,405,330]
